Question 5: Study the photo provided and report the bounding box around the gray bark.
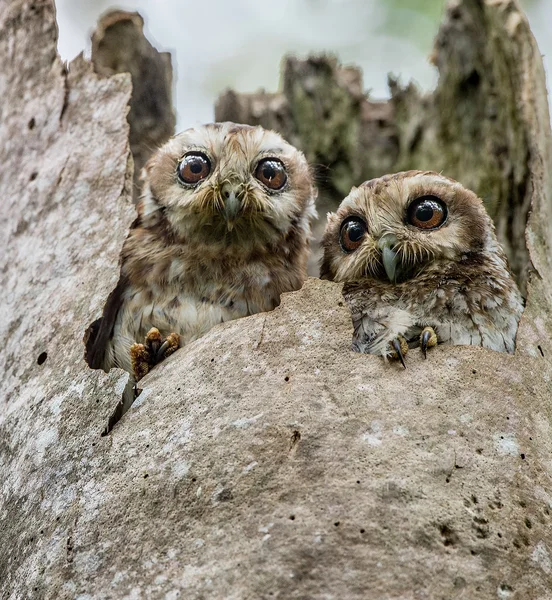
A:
[91,9,176,200]
[1,0,552,599]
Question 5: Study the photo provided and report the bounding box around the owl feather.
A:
[321,171,523,360]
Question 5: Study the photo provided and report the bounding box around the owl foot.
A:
[420,327,438,358]
[130,327,181,380]
[388,336,408,369]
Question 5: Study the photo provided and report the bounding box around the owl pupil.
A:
[348,223,364,242]
[416,205,434,222]
[263,165,275,180]
[190,161,203,174]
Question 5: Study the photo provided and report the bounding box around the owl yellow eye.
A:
[340,217,367,253]
[408,196,448,230]
[177,152,211,185]
[255,158,287,190]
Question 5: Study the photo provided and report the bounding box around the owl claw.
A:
[389,336,408,369]
[420,327,438,358]
[156,333,181,362]
[130,328,181,380]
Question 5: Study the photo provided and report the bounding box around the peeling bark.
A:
[1,0,552,599]
[91,9,176,199]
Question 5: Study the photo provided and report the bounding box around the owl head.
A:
[138,122,317,246]
[321,171,501,283]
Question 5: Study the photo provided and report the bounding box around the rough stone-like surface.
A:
[1,0,552,599]
[122,277,552,599]
[92,9,176,200]
[0,0,134,596]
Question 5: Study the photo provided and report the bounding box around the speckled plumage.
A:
[85,123,317,373]
[321,171,523,358]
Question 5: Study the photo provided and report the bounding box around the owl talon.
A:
[145,327,163,356]
[420,327,438,358]
[156,333,181,362]
[130,330,181,381]
[130,343,152,381]
[389,336,408,369]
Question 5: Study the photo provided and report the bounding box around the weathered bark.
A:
[91,9,175,199]
[1,0,552,599]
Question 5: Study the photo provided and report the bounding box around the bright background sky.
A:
[55,0,550,132]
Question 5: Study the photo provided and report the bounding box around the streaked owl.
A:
[321,171,523,366]
[85,122,317,382]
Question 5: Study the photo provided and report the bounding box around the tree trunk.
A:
[91,9,175,200]
[1,0,552,598]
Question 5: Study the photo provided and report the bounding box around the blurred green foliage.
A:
[378,0,539,52]
[378,0,446,51]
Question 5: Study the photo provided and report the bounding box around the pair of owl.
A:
[85,123,523,382]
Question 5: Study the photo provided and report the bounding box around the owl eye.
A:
[177,152,211,185]
[254,158,287,190]
[407,196,448,230]
[339,217,367,253]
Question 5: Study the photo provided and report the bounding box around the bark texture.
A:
[91,9,175,199]
[1,0,552,599]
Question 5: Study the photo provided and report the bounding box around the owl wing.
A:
[83,274,128,371]
[344,282,417,357]
[350,306,416,356]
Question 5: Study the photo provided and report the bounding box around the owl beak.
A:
[221,183,241,230]
[378,237,399,283]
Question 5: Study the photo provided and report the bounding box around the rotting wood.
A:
[92,9,176,200]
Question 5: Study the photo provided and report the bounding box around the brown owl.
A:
[321,171,523,366]
[85,123,317,383]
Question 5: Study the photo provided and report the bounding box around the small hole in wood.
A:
[28,117,36,130]
[37,352,47,365]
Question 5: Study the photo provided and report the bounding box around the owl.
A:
[321,171,523,366]
[85,122,317,382]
